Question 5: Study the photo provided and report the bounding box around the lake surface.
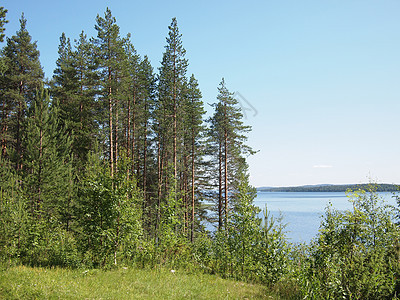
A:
[254,191,397,244]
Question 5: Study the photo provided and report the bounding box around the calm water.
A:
[254,191,397,244]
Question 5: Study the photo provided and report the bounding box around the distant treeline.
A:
[258,184,399,193]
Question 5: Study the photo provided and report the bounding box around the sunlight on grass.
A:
[0,266,271,299]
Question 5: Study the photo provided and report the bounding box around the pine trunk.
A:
[218,141,223,230]
[1,109,8,158]
[16,81,24,171]
[191,129,195,242]
[173,48,177,185]
[80,67,84,130]
[115,96,119,174]
[131,89,136,175]
[108,67,114,178]
[126,95,131,171]
[224,129,228,229]
[183,153,188,235]
[143,117,149,230]
[143,113,148,203]
[38,104,43,216]
[156,133,162,239]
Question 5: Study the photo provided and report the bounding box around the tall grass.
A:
[0,266,272,299]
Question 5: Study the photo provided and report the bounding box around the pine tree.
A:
[135,56,157,236]
[94,8,129,177]
[155,18,189,239]
[1,14,43,169]
[0,6,7,43]
[122,41,140,175]
[183,74,205,241]
[157,17,188,190]
[209,78,254,230]
[52,33,75,102]
[51,31,98,168]
[0,6,8,82]
[22,86,73,226]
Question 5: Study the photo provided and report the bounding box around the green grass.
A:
[0,266,275,299]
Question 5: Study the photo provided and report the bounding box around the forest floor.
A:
[0,265,280,299]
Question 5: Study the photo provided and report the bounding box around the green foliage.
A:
[207,78,255,230]
[18,220,80,268]
[51,31,98,168]
[301,186,400,299]
[228,172,262,281]
[0,87,79,268]
[0,158,29,264]
[158,179,183,243]
[209,173,289,285]
[77,150,142,267]
[4,10,400,299]
[0,6,7,43]
[0,8,291,293]
[0,7,7,74]
[2,13,43,104]
[257,209,289,284]
[1,13,44,168]
[23,87,74,221]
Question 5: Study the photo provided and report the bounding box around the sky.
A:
[2,0,400,187]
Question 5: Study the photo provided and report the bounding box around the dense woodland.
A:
[0,5,262,271]
[2,7,400,299]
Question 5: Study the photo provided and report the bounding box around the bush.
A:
[301,186,400,299]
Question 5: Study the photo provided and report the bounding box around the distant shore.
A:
[257,183,399,193]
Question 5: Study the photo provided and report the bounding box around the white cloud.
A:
[313,165,333,169]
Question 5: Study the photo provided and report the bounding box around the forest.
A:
[1,6,400,299]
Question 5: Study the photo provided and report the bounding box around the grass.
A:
[0,265,276,299]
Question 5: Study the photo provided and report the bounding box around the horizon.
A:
[256,182,400,189]
[2,0,400,187]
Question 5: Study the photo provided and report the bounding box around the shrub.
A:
[302,186,400,299]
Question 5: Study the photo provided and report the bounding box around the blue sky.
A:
[2,0,400,187]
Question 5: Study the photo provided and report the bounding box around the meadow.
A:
[0,266,275,299]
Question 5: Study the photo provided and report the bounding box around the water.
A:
[254,191,397,244]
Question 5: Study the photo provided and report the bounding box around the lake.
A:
[254,191,398,244]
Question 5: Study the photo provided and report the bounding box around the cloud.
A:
[313,164,333,169]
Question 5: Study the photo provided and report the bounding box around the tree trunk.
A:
[38,103,43,216]
[108,67,114,178]
[191,129,195,242]
[16,81,24,171]
[173,47,177,186]
[126,95,131,172]
[1,108,9,158]
[223,99,228,229]
[218,141,223,230]
[80,67,84,130]
[143,111,149,230]
[224,129,228,229]
[156,133,162,241]
[132,89,136,175]
[115,96,119,174]
[183,153,188,236]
